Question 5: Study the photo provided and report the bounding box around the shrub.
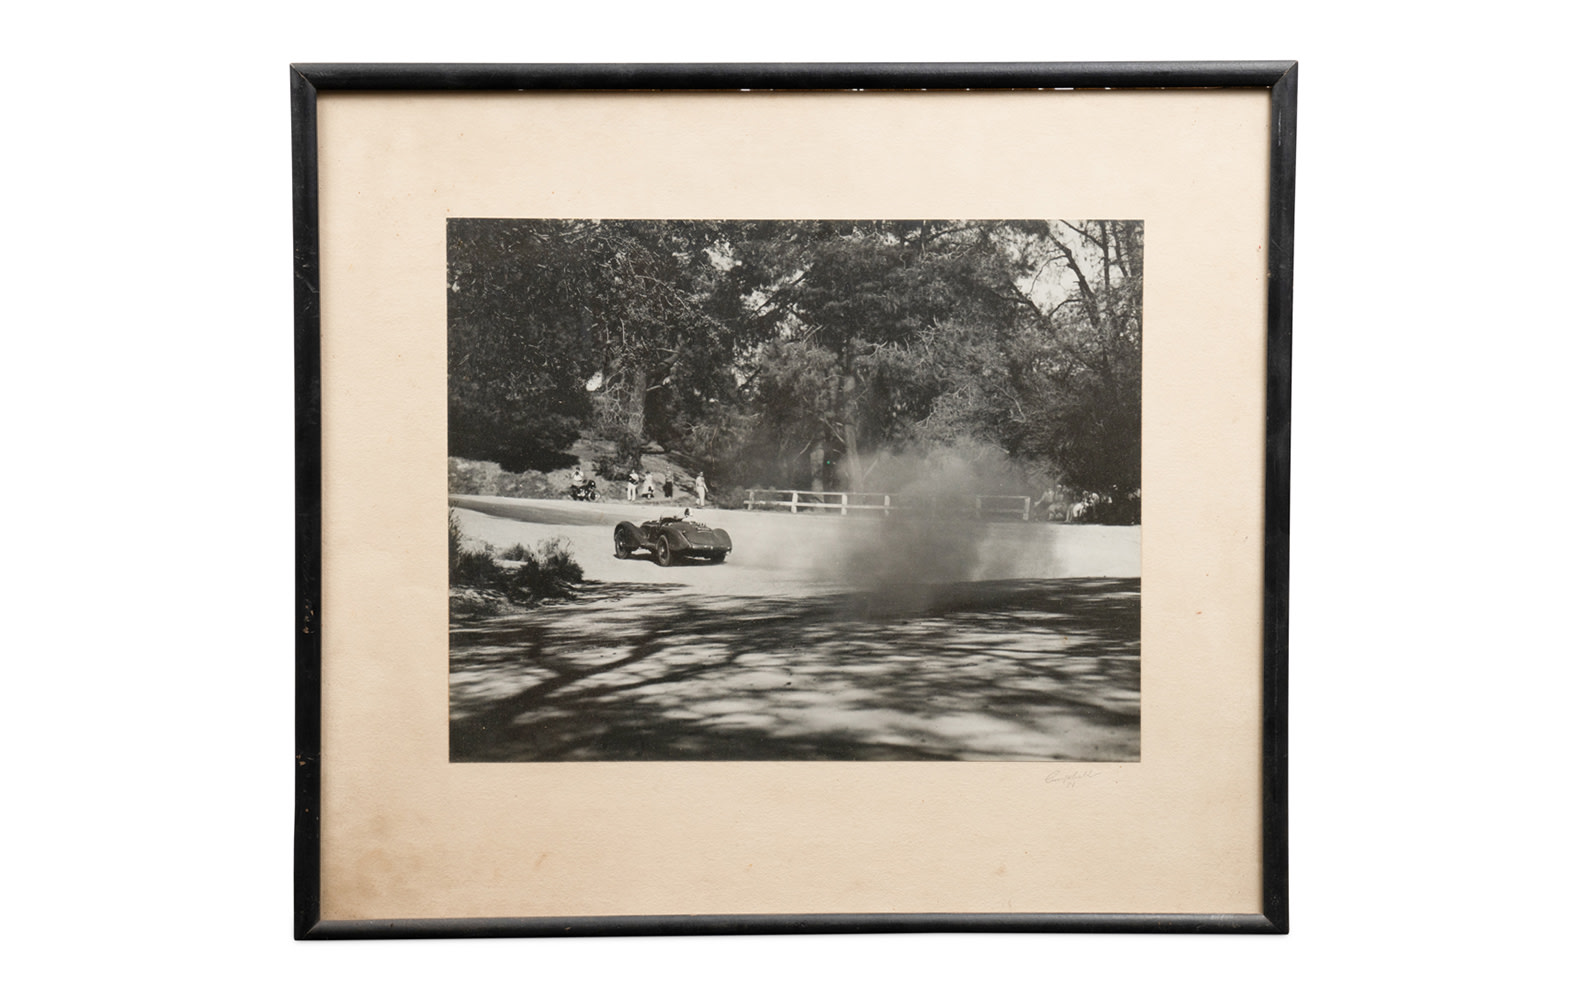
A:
[498,542,534,562]
[536,537,583,581]
[449,511,584,609]
[504,537,584,602]
[449,511,500,586]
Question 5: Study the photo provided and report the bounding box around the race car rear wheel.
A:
[614,536,631,559]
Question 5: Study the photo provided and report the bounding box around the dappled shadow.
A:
[450,578,1139,762]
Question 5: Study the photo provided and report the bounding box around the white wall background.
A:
[4,2,1582,995]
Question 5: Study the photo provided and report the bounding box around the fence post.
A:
[1022,496,1031,521]
[841,492,848,516]
[884,494,891,517]
[789,491,798,514]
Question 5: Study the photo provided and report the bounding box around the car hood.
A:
[673,523,731,547]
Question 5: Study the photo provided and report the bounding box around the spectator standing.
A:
[694,472,707,505]
[626,469,639,501]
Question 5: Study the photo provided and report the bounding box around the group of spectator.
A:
[569,463,709,506]
[625,469,660,501]
[1034,484,1142,524]
[1036,483,1096,523]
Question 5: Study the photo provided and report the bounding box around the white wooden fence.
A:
[744,489,1032,521]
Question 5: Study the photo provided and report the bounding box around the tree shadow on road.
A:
[450,577,1139,762]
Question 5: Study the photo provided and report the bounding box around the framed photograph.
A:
[294,62,1294,938]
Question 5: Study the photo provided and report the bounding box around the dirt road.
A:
[449,496,1140,762]
[449,495,1140,595]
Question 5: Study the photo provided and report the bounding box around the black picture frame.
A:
[293,61,1294,939]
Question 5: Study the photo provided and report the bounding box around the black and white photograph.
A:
[446,218,1142,762]
[11,1,1584,989]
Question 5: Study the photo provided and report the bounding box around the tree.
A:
[447,219,601,471]
[448,219,768,471]
[446,218,1143,520]
[999,220,1143,501]
[729,220,1031,490]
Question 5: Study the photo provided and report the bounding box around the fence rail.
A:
[744,489,1032,521]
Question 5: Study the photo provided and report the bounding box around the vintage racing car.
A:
[614,510,733,566]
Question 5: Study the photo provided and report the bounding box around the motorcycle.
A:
[569,480,598,502]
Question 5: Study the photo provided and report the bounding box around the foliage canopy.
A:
[448,218,1142,515]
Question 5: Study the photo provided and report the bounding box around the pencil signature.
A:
[1044,769,1101,787]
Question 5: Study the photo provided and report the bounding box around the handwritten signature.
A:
[1044,769,1102,787]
